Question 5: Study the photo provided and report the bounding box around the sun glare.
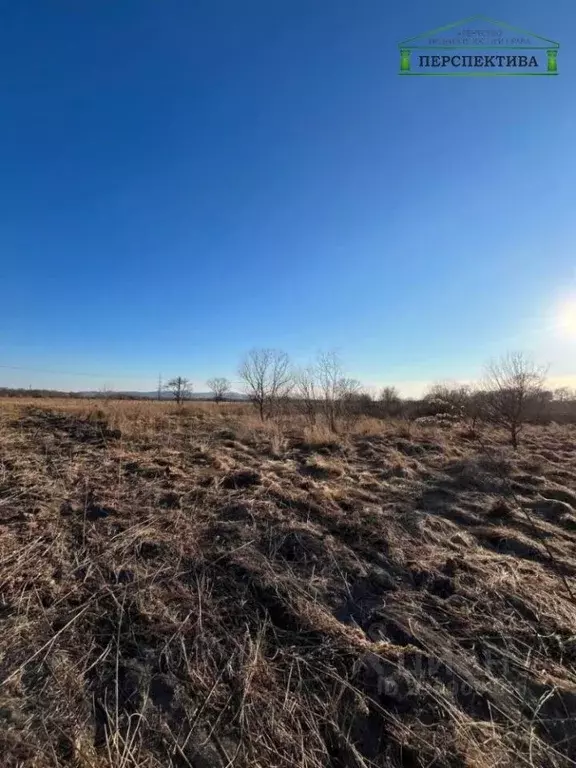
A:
[556,300,576,336]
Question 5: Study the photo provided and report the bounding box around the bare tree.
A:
[294,366,320,425]
[550,386,576,426]
[316,351,342,433]
[554,386,576,402]
[420,383,473,425]
[379,385,403,418]
[464,387,489,435]
[316,351,362,432]
[165,376,192,406]
[424,383,471,412]
[239,349,293,420]
[482,352,547,448]
[340,385,369,428]
[207,377,231,404]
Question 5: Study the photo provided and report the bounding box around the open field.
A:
[1,398,576,767]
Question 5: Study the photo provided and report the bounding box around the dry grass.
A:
[1,398,576,767]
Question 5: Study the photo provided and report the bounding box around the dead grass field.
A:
[1,398,576,767]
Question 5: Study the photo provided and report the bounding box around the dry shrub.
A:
[302,423,343,449]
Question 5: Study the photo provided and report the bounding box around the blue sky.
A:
[1,0,575,395]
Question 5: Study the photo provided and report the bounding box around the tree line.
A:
[163,348,571,449]
[2,349,574,448]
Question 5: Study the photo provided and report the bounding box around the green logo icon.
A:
[399,16,559,76]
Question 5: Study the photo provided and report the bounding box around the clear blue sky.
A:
[1,0,575,395]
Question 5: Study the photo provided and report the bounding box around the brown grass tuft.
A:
[1,400,576,766]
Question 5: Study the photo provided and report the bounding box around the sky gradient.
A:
[0,0,575,396]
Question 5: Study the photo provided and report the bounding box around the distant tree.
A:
[379,386,403,418]
[548,387,576,425]
[423,383,471,417]
[207,377,231,404]
[341,389,371,426]
[294,354,365,429]
[531,389,554,423]
[317,351,343,433]
[482,352,547,448]
[553,386,576,402]
[465,388,489,435]
[294,366,320,425]
[165,376,192,406]
[316,351,362,432]
[239,349,293,420]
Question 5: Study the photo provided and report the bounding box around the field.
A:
[1,398,576,767]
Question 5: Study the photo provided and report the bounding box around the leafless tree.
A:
[482,352,547,448]
[316,351,342,432]
[207,377,231,404]
[239,349,293,420]
[294,366,320,425]
[420,383,474,426]
[554,386,576,402]
[340,386,370,428]
[316,351,362,432]
[379,385,403,418]
[463,387,489,435]
[424,383,471,413]
[165,376,192,406]
[549,387,576,425]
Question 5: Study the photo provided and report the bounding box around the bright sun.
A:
[556,301,576,336]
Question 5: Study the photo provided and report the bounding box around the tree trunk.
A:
[511,424,518,449]
[329,408,337,433]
